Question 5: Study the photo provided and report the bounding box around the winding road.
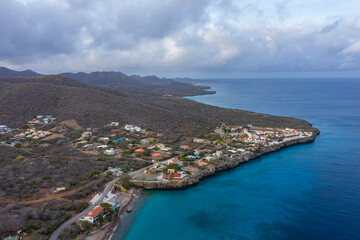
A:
[49,156,177,239]
[49,177,119,240]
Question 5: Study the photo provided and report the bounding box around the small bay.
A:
[113,78,360,240]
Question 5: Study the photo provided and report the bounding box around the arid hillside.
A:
[0,75,313,137]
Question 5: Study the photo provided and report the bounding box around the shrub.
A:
[144,150,151,156]
[16,155,24,160]
[91,170,101,176]
[14,143,22,148]
[81,220,93,230]
[119,173,132,189]
[51,147,59,153]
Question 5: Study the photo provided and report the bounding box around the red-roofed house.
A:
[134,149,145,153]
[152,153,162,157]
[81,206,105,223]
[196,161,208,166]
[171,173,187,181]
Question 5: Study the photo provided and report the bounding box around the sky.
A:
[1,0,360,78]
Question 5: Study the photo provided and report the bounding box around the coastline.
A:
[84,128,319,240]
[79,188,142,240]
[131,129,320,189]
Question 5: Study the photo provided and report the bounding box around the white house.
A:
[104,148,116,155]
[80,206,105,223]
[215,151,223,157]
[124,124,143,132]
[110,122,120,127]
[96,145,108,149]
[193,138,206,143]
[103,193,120,210]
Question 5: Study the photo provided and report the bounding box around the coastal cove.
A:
[112,78,360,240]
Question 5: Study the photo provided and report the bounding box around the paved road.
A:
[49,178,119,240]
[50,156,176,239]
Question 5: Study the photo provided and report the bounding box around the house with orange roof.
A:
[81,206,105,223]
[152,153,162,157]
[171,173,188,181]
[134,149,145,153]
[196,161,208,166]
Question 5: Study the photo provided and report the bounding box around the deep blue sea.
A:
[113,78,360,240]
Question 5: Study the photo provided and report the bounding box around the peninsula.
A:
[0,69,319,240]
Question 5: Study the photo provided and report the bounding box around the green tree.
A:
[144,150,151,156]
[100,202,113,211]
[81,221,93,230]
[163,163,181,172]
[98,212,104,224]
[119,173,132,189]
[14,142,21,148]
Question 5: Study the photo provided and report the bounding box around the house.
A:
[180,145,189,149]
[114,138,124,142]
[83,144,93,149]
[195,149,208,155]
[152,153,162,157]
[103,193,120,210]
[171,173,188,181]
[0,125,8,132]
[124,124,143,132]
[104,148,116,155]
[140,139,149,144]
[134,149,145,153]
[53,187,66,193]
[159,145,172,152]
[193,138,205,143]
[98,137,109,142]
[110,122,120,127]
[168,157,182,165]
[205,156,216,161]
[215,151,223,157]
[81,131,92,139]
[167,169,175,174]
[107,167,122,177]
[96,145,109,149]
[81,206,105,223]
[196,161,208,166]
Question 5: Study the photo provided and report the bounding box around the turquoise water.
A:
[113,78,360,240]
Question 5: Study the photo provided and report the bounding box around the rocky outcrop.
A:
[132,130,319,189]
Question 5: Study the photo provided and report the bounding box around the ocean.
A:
[113,78,360,240]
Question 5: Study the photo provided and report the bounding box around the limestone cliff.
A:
[131,129,319,189]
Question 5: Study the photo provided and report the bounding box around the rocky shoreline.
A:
[79,129,319,240]
[132,129,320,190]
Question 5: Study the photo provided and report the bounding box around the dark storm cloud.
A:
[0,0,210,62]
[0,1,85,62]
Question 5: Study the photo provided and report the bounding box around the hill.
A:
[0,66,214,96]
[60,71,214,96]
[0,75,313,138]
[0,66,42,78]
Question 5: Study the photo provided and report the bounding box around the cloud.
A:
[0,0,360,76]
